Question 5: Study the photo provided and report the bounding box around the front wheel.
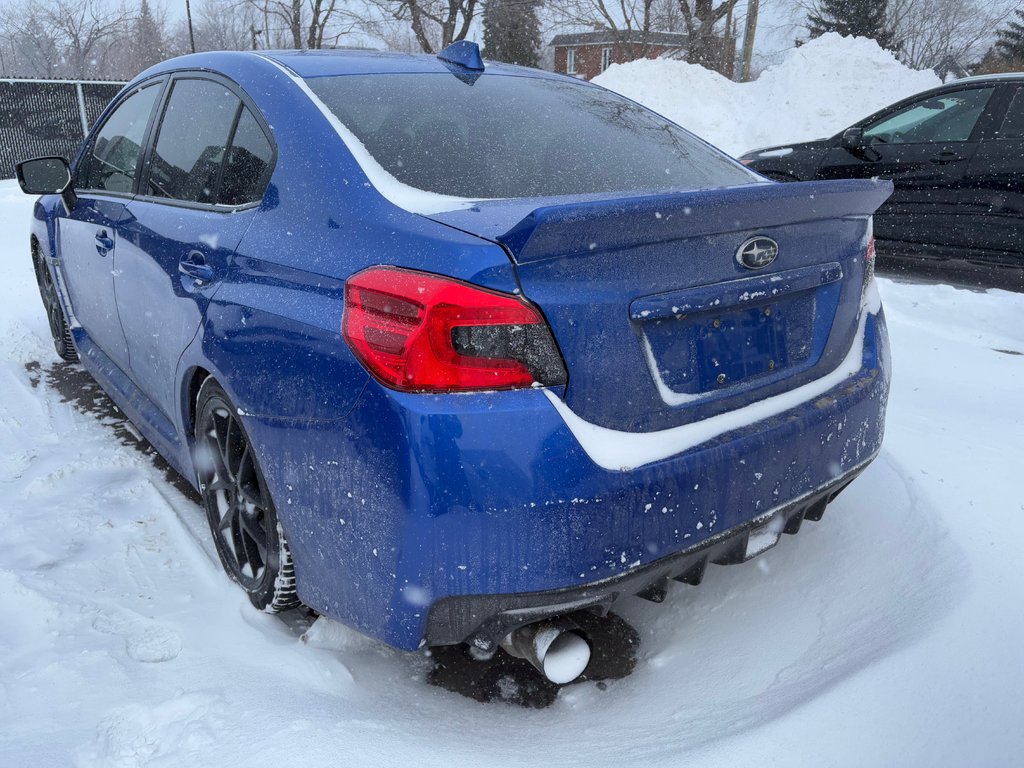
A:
[195,378,300,612]
[32,246,77,362]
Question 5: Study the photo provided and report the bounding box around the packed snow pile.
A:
[594,33,942,156]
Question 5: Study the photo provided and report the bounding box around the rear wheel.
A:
[195,378,300,612]
[32,246,77,363]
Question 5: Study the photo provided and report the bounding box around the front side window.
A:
[80,83,161,194]
[146,78,240,203]
[863,87,995,144]
[306,73,756,199]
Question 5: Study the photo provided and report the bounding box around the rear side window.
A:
[305,73,756,199]
[81,83,160,194]
[996,88,1024,139]
[147,79,240,203]
[219,107,273,205]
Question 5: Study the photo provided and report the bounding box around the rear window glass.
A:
[220,107,273,205]
[305,73,755,199]
[997,87,1024,139]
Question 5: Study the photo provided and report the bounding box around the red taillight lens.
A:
[864,233,876,289]
[342,267,567,392]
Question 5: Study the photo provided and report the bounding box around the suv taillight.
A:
[863,217,876,295]
[865,234,876,284]
[342,267,567,392]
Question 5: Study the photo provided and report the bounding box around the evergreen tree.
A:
[129,0,166,72]
[482,0,542,68]
[994,9,1024,64]
[807,0,896,51]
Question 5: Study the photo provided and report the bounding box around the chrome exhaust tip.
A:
[500,618,592,684]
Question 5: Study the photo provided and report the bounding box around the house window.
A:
[566,48,577,75]
[601,47,612,72]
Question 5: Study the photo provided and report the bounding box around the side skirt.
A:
[71,328,193,484]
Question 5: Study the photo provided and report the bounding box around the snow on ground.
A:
[594,33,942,156]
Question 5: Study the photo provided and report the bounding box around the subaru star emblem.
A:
[736,236,779,270]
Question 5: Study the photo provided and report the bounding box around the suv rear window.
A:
[305,73,755,199]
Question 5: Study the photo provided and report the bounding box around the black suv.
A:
[740,74,1024,272]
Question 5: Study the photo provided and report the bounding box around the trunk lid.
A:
[428,179,892,432]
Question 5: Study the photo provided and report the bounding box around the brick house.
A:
[549,31,689,81]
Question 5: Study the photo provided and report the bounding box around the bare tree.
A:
[887,0,1015,70]
[651,0,686,32]
[0,0,130,78]
[45,0,127,75]
[246,0,303,47]
[243,0,360,49]
[0,13,63,77]
[190,0,261,51]
[360,13,426,52]
[678,0,741,68]
[362,0,479,53]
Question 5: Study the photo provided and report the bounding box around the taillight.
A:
[342,266,567,392]
[864,229,876,297]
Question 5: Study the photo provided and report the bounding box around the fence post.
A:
[75,82,89,136]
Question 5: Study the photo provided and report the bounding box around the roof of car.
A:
[260,49,567,80]
[947,72,1024,85]
[135,47,577,87]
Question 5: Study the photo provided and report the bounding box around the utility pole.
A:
[185,0,196,53]
[740,0,759,82]
[251,26,262,50]
[723,3,734,76]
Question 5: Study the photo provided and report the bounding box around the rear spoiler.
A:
[496,179,893,263]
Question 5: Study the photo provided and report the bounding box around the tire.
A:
[32,245,78,363]
[194,378,300,613]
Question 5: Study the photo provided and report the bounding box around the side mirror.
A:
[840,127,865,150]
[16,156,76,208]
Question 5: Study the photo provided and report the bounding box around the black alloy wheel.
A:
[195,378,299,612]
[32,246,77,362]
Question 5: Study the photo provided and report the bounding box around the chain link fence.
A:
[1,79,126,179]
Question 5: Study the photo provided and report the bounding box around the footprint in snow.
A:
[91,611,182,663]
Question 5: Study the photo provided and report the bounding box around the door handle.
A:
[930,151,965,165]
[179,251,215,284]
[94,230,114,255]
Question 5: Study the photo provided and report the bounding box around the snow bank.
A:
[593,33,942,156]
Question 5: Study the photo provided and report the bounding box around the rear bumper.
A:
[426,464,866,651]
[246,307,890,651]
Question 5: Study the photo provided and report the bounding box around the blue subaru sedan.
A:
[18,42,891,683]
